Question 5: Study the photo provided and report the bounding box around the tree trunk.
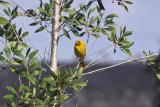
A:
[50,0,61,73]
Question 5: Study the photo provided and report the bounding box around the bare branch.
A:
[85,45,113,69]
[83,53,159,76]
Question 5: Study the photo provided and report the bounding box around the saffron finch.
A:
[74,40,86,68]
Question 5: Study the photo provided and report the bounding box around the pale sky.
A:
[1,0,160,62]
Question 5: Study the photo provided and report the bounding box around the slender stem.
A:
[83,53,159,76]
[85,59,114,69]
[85,45,113,69]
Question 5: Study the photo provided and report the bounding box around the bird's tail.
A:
[79,58,85,68]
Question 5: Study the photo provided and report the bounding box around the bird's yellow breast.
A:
[74,40,86,58]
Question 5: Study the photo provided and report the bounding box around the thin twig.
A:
[57,29,72,41]
[87,38,97,54]
[83,53,159,76]
[86,45,112,57]
[85,45,113,69]
[86,59,132,69]
[85,59,115,69]
[52,46,113,71]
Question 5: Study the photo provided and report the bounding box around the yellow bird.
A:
[74,40,86,68]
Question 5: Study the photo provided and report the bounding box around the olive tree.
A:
[0,0,133,106]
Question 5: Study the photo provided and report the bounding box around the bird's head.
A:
[75,40,84,46]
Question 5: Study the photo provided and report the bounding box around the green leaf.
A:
[92,34,100,38]
[18,28,22,36]
[32,70,40,76]
[67,8,76,16]
[25,47,31,58]
[96,16,100,25]
[71,28,80,36]
[119,2,128,12]
[71,85,78,91]
[29,22,38,26]
[88,7,96,18]
[122,31,132,37]
[124,1,133,4]
[71,81,87,91]
[121,41,134,48]
[65,0,73,8]
[156,74,160,80]
[11,102,16,107]
[76,82,87,87]
[63,29,71,39]
[3,94,14,101]
[35,26,45,33]
[7,86,17,95]
[59,95,69,101]
[37,7,48,15]
[0,54,5,62]
[49,0,55,9]
[106,14,118,18]
[123,26,126,33]
[24,92,30,98]
[3,9,10,16]
[143,51,147,56]
[44,3,50,13]
[0,1,11,7]
[10,66,16,73]
[21,43,29,48]
[13,57,23,65]
[77,67,83,77]
[0,26,4,36]
[4,46,11,58]
[108,31,117,43]
[26,9,37,17]
[21,31,29,37]
[80,32,85,37]
[11,6,18,19]
[0,16,8,25]
[50,88,57,93]
[106,26,116,31]
[74,26,82,31]
[11,43,24,58]
[19,84,30,92]
[28,50,38,61]
[43,76,55,84]
[99,28,105,34]
[32,87,36,97]
[35,99,44,107]
[28,74,36,85]
[122,48,132,56]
